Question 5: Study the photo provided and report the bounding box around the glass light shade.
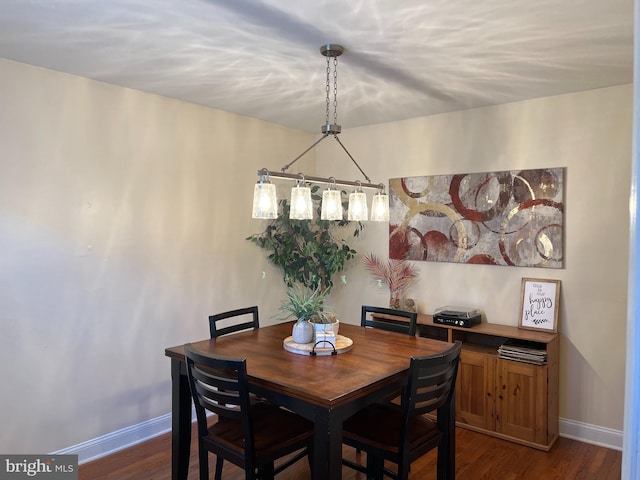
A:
[321,189,343,220]
[370,192,389,221]
[290,185,313,219]
[348,191,368,221]
[252,182,278,219]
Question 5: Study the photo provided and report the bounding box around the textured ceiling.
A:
[0,0,634,133]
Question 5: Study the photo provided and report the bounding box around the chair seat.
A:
[205,402,314,464]
[343,403,440,455]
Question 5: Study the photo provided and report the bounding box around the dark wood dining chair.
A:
[359,305,420,430]
[184,343,314,480]
[361,305,418,336]
[209,306,259,339]
[342,341,462,480]
[208,306,267,477]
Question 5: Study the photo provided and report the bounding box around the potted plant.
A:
[277,284,338,343]
[363,253,419,309]
[247,190,363,293]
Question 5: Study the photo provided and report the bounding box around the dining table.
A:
[165,320,455,480]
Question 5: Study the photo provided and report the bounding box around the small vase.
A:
[390,289,401,309]
[292,318,314,343]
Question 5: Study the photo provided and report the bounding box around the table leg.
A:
[312,407,344,480]
[171,358,192,480]
[437,390,456,480]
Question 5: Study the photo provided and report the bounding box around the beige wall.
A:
[0,56,630,455]
[321,85,632,432]
[0,58,312,454]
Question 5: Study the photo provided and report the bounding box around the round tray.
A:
[283,335,353,356]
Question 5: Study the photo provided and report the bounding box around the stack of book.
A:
[497,339,547,365]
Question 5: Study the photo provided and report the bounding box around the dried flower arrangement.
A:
[363,253,419,309]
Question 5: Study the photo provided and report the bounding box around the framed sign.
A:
[519,278,560,333]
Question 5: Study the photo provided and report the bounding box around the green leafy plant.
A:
[247,186,363,292]
[277,284,332,322]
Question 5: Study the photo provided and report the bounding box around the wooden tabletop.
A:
[165,321,452,409]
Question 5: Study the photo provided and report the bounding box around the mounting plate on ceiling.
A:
[320,44,344,58]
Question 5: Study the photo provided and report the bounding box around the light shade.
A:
[321,189,343,220]
[348,191,368,221]
[290,185,313,219]
[252,181,278,219]
[370,191,389,221]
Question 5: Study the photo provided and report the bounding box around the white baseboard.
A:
[560,417,623,451]
[56,412,623,464]
[54,411,185,464]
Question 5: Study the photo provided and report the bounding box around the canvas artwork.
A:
[389,168,564,268]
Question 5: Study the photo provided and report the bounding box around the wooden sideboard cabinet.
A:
[416,314,559,451]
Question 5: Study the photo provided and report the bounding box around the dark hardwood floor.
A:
[78,426,621,479]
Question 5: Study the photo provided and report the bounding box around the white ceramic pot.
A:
[310,318,340,336]
[292,319,314,343]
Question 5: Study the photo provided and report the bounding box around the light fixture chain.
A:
[333,56,338,124]
[325,55,331,126]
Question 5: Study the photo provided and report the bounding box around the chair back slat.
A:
[361,305,418,336]
[185,344,252,427]
[191,372,243,419]
[209,306,259,339]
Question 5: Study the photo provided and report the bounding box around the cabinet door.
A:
[496,359,547,444]
[456,349,496,430]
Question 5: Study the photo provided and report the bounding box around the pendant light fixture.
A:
[321,178,343,220]
[370,188,390,222]
[252,169,278,219]
[252,44,389,222]
[347,181,368,221]
[289,174,313,220]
